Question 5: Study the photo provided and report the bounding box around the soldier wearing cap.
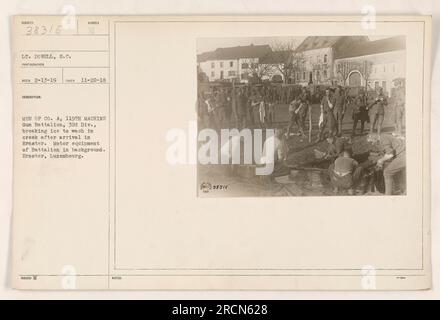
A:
[328,149,364,195]
[316,88,337,142]
[236,88,248,129]
[286,97,301,136]
[351,89,369,136]
[333,86,346,136]
[370,133,406,195]
[296,87,310,136]
[368,87,388,137]
[391,79,405,137]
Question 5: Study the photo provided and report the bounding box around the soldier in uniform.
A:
[368,87,388,137]
[324,135,350,160]
[219,88,229,127]
[230,87,238,128]
[286,97,302,137]
[369,133,406,195]
[391,79,405,137]
[197,92,208,129]
[257,97,266,129]
[246,90,255,127]
[236,88,248,129]
[261,128,290,180]
[328,149,364,195]
[266,99,275,127]
[205,93,217,130]
[225,88,233,126]
[297,87,310,136]
[316,88,337,142]
[250,95,261,128]
[351,89,368,137]
[213,90,222,127]
[333,86,346,136]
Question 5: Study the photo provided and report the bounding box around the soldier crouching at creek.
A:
[368,133,406,195]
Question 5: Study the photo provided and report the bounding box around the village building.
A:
[293,36,370,86]
[333,36,406,95]
[197,36,406,96]
[197,44,273,83]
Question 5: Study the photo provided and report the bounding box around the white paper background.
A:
[0,0,439,299]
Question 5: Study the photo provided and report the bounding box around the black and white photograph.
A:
[197,36,406,197]
[6,11,432,294]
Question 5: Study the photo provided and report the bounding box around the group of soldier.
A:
[197,79,406,195]
[197,85,304,131]
[316,85,390,141]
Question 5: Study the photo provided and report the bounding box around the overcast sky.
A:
[196,36,392,54]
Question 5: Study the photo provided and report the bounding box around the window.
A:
[393,65,396,73]
[228,71,236,77]
[241,72,249,79]
[211,71,215,77]
[211,62,215,68]
[303,72,306,80]
[220,62,224,68]
[230,61,234,67]
[323,69,327,78]
[324,54,328,63]
[242,63,249,69]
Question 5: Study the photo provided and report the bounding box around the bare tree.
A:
[270,39,304,84]
[335,60,353,85]
[335,59,373,87]
[362,60,373,90]
[247,61,275,84]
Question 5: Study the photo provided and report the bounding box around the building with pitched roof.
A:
[197,36,406,93]
[197,44,273,83]
[294,36,369,85]
[333,36,406,94]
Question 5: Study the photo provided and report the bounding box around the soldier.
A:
[250,95,261,127]
[258,97,266,129]
[246,90,254,127]
[298,87,310,136]
[333,86,346,136]
[296,101,308,137]
[370,133,406,195]
[298,87,309,105]
[225,88,233,126]
[266,99,275,127]
[196,92,208,129]
[230,87,238,128]
[368,87,388,137]
[316,88,337,142]
[205,94,217,130]
[324,135,350,160]
[287,98,299,137]
[220,88,229,127]
[236,88,247,129]
[328,149,364,195]
[213,90,222,127]
[391,79,405,137]
[261,128,290,179]
[351,89,368,137]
